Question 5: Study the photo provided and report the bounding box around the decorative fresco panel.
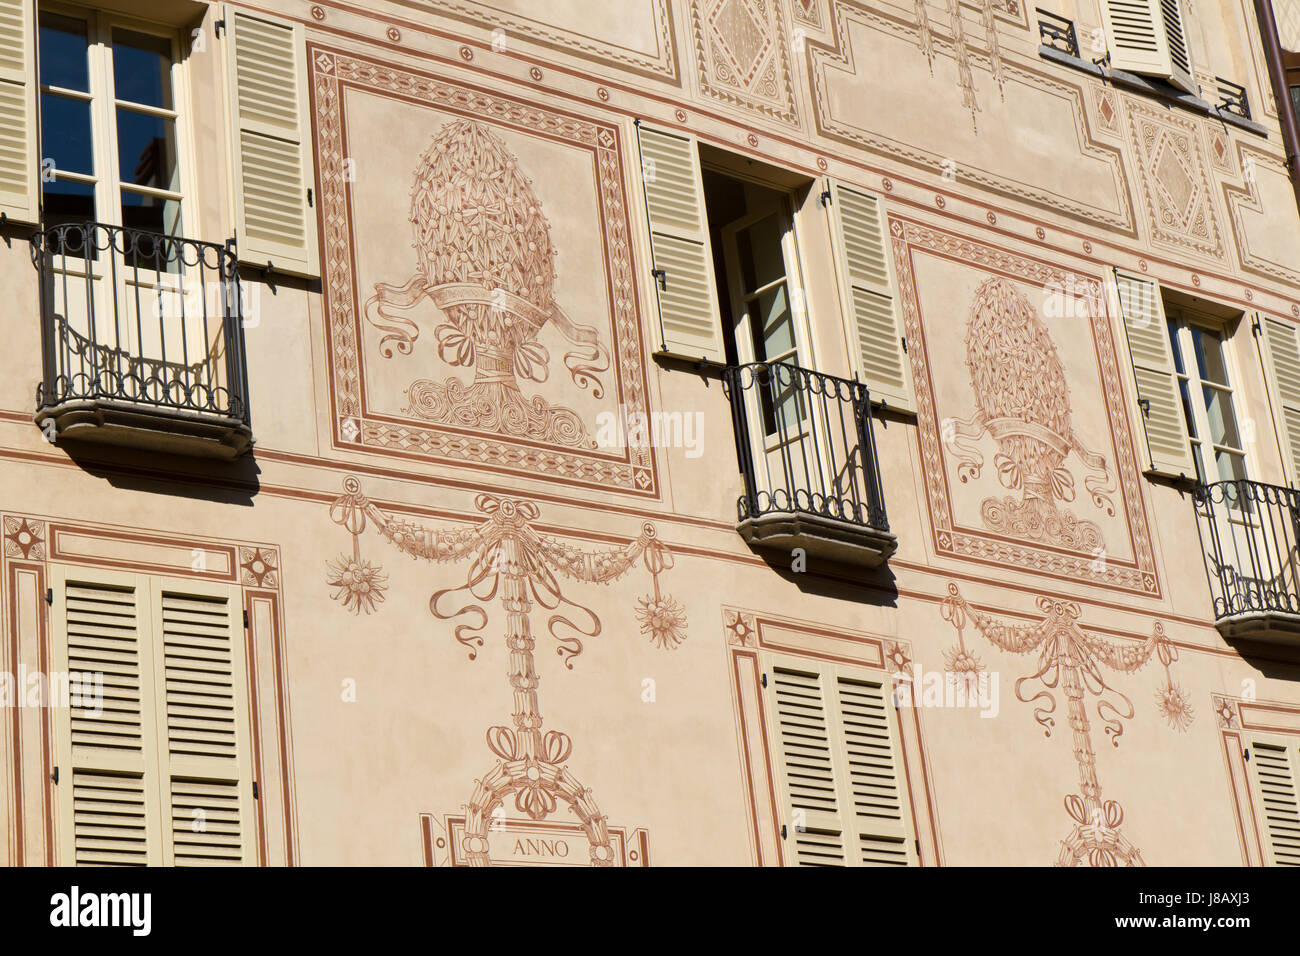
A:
[687,0,801,125]
[311,47,659,497]
[1124,97,1225,261]
[890,216,1160,596]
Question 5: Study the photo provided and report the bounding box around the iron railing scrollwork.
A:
[1193,478,1300,620]
[1037,8,1080,58]
[722,360,889,534]
[32,221,250,424]
[1215,77,1252,120]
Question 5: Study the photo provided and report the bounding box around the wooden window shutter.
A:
[1247,736,1300,866]
[1258,314,1300,487]
[1112,272,1195,479]
[0,0,37,223]
[223,5,318,278]
[764,654,915,866]
[1100,0,1198,94]
[833,670,912,865]
[148,577,255,866]
[828,181,913,412]
[635,122,724,363]
[51,567,164,865]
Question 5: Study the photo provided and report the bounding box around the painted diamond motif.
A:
[1153,137,1197,224]
[709,0,771,86]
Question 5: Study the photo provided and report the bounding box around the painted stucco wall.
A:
[3,0,1300,866]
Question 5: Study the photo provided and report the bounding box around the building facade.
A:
[1,0,1299,867]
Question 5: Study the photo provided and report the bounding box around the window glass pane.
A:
[736,214,786,293]
[121,190,181,238]
[116,109,179,193]
[1191,327,1231,386]
[42,179,95,235]
[1215,449,1247,484]
[750,284,795,364]
[1202,384,1242,449]
[39,14,89,92]
[111,29,173,109]
[40,93,94,176]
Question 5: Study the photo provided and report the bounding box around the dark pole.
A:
[1255,0,1300,215]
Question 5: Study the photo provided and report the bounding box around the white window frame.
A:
[1166,308,1253,487]
[38,2,200,236]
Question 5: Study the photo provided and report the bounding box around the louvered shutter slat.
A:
[225,5,318,277]
[771,663,847,864]
[1260,315,1300,487]
[53,569,165,865]
[1114,274,1195,478]
[1101,0,1197,94]
[830,182,913,411]
[636,124,724,362]
[835,675,910,865]
[0,0,35,223]
[1250,739,1300,866]
[152,581,254,867]
[71,772,150,866]
[765,654,916,867]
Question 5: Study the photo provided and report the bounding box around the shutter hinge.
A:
[915,838,920,854]
[214,18,226,38]
[780,824,787,840]
[45,587,52,605]
[1252,313,1262,335]
[307,188,314,208]
[901,335,908,354]
[1137,397,1151,417]
[243,609,250,629]
[1244,747,1250,761]
[760,672,768,688]
[253,781,260,800]
[820,184,832,206]
[51,766,58,785]
[651,268,667,291]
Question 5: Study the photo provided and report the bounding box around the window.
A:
[38,7,188,237]
[762,653,915,866]
[705,168,812,432]
[634,122,911,407]
[1167,313,1248,485]
[49,566,255,866]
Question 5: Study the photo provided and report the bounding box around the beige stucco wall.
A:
[3,0,1300,866]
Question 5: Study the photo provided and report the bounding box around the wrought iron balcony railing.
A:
[1215,77,1251,120]
[32,222,252,458]
[1193,478,1300,643]
[722,360,895,567]
[1036,8,1080,59]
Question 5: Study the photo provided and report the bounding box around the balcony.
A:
[723,360,896,568]
[32,222,252,459]
[1194,479,1300,644]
